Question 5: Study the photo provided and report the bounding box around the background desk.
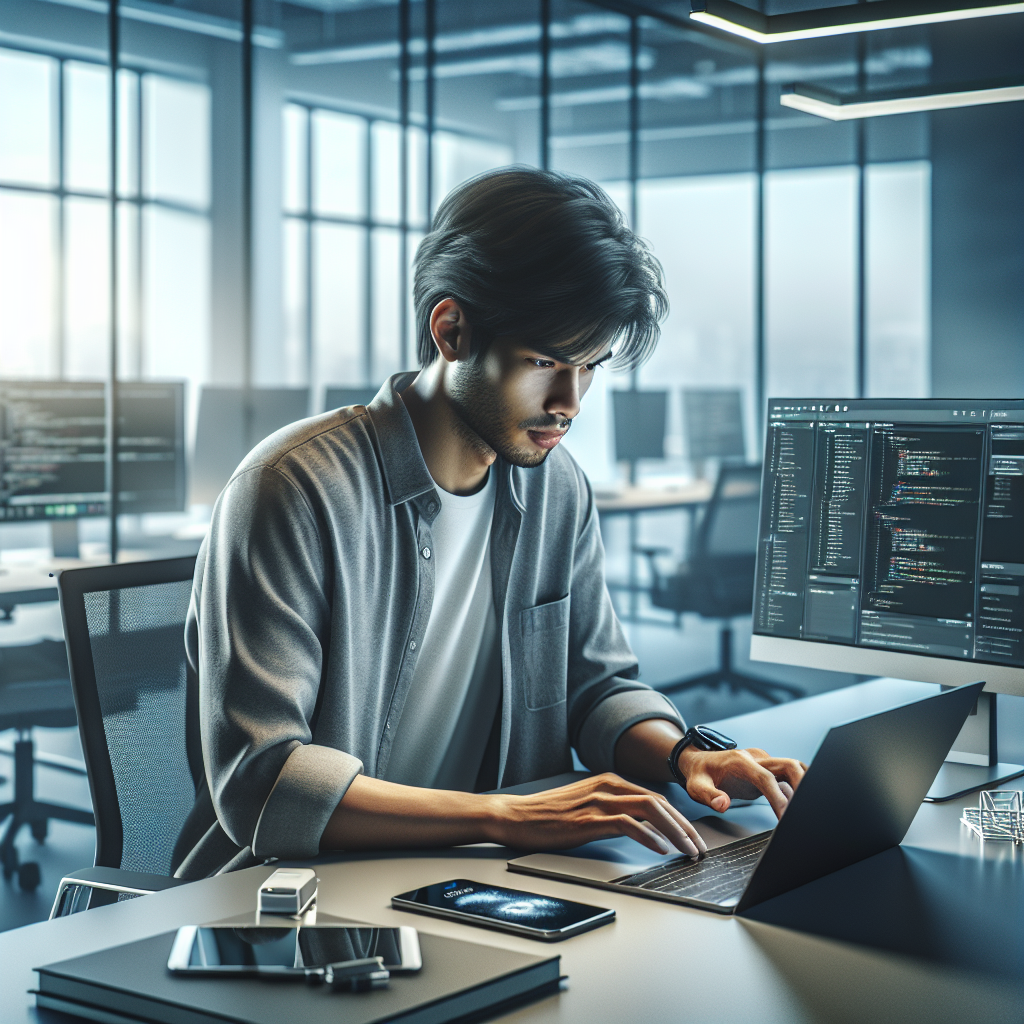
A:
[3,679,1023,1023]
[594,481,712,620]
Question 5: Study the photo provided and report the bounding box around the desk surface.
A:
[0,553,153,608]
[593,480,712,514]
[5,679,1024,1024]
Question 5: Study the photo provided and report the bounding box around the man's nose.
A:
[545,367,582,422]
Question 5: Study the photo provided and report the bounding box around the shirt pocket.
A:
[520,595,570,711]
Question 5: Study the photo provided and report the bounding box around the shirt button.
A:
[409,640,417,650]
[421,546,431,559]
[427,501,438,514]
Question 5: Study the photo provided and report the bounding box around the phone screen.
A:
[394,879,613,935]
[168,925,419,974]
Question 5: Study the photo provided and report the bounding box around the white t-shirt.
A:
[383,469,501,791]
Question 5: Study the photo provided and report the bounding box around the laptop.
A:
[508,682,983,914]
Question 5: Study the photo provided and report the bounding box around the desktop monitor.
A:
[0,379,186,522]
[191,386,310,505]
[324,386,379,412]
[750,398,1024,695]
[682,388,746,462]
[611,389,668,463]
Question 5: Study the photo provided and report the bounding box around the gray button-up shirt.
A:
[176,373,682,877]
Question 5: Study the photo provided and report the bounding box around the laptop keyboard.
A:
[616,832,771,906]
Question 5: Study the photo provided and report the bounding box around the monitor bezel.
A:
[750,633,1024,695]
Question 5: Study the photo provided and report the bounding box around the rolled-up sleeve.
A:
[196,464,363,859]
[565,469,685,773]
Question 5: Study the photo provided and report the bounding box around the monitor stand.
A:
[924,689,1024,802]
[51,520,80,559]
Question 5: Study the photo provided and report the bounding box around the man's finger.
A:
[610,814,676,855]
[748,765,790,818]
[589,778,708,855]
[686,774,732,815]
[659,796,708,854]
[599,794,700,856]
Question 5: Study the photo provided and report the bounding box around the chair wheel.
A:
[17,861,41,892]
[30,819,48,844]
[1,845,17,880]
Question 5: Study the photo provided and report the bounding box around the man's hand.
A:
[485,773,708,858]
[676,746,807,819]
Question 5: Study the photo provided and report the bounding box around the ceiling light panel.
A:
[782,79,1024,118]
[690,0,1024,43]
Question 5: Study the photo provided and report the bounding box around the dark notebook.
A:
[35,929,560,1024]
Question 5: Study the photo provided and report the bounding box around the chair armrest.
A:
[633,545,675,589]
[50,866,188,919]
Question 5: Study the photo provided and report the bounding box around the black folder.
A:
[35,929,560,1024]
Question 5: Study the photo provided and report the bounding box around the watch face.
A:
[693,726,735,751]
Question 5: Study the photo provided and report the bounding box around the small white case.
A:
[258,867,318,915]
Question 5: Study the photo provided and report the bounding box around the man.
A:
[173,168,805,879]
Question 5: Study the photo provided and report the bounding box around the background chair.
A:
[638,463,805,705]
[0,637,93,892]
[50,556,199,917]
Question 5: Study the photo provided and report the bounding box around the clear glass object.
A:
[962,790,1024,843]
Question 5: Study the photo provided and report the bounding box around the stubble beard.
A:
[447,359,570,470]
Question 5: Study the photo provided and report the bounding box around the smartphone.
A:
[391,878,614,941]
[167,924,422,976]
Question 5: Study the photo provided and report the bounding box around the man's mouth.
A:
[526,428,566,450]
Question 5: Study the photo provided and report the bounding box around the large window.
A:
[0,48,210,396]
[0,0,936,513]
[281,101,510,403]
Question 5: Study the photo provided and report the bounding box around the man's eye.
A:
[530,358,555,368]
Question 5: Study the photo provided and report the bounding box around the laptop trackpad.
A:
[507,811,773,884]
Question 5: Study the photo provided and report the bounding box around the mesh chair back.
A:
[697,463,763,559]
[59,557,200,876]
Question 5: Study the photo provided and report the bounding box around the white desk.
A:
[4,680,1024,1023]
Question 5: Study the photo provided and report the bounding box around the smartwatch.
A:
[667,725,737,788]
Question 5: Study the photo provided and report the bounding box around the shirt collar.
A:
[366,371,527,518]
[366,372,437,508]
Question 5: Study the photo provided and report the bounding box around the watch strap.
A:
[667,736,691,787]
[667,726,738,787]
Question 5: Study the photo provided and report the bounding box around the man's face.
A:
[446,335,612,468]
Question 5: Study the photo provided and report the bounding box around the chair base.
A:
[0,734,95,892]
[656,622,805,705]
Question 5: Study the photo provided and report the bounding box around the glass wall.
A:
[0,0,933,551]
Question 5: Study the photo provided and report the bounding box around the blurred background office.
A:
[0,0,1021,926]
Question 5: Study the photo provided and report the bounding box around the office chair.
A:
[0,639,94,892]
[49,557,199,918]
[637,464,804,704]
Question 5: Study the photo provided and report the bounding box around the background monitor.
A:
[191,387,310,506]
[750,398,1024,694]
[682,388,746,462]
[324,386,379,412]
[0,380,186,522]
[611,389,668,464]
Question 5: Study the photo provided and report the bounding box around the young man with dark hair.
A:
[174,168,804,879]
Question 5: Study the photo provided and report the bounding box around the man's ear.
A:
[429,298,472,363]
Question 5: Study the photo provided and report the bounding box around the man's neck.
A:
[400,366,495,496]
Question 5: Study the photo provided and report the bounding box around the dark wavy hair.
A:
[413,167,668,370]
